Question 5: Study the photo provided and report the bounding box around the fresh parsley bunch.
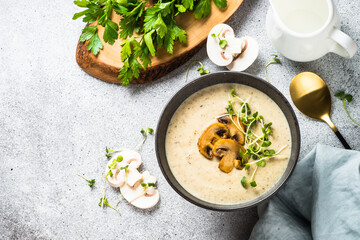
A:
[73,0,227,86]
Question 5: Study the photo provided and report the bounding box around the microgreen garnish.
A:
[108,155,124,169]
[211,29,228,49]
[73,0,227,86]
[185,61,210,82]
[141,182,156,191]
[241,166,258,188]
[106,170,113,178]
[120,165,129,171]
[264,54,281,82]
[77,174,95,187]
[141,128,154,143]
[226,89,287,188]
[98,198,121,216]
[105,146,114,158]
[335,91,360,126]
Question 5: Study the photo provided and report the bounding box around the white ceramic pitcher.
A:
[266,0,357,62]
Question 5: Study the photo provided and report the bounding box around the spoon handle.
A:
[334,130,351,149]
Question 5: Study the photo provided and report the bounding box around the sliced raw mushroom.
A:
[213,139,247,173]
[207,24,237,66]
[106,149,142,187]
[198,123,229,159]
[217,115,246,145]
[119,149,142,168]
[126,167,143,187]
[226,36,259,72]
[120,170,160,209]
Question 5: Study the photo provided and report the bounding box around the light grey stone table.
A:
[1,0,359,239]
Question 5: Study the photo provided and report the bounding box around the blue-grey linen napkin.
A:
[250,144,360,240]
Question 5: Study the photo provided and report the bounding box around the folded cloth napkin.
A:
[250,144,360,240]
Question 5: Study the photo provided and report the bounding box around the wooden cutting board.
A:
[76,1,244,84]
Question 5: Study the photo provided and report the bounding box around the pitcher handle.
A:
[329,28,357,58]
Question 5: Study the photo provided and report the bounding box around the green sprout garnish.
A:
[141,182,156,191]
[264,54,281,82]
[241,166,258,188]
[185,61,210,82]
[226,89,287,188]
[140,127,154,143]
[211,29,228,49]
[98,198,121,216]
[77,174,95,188]
[335,91,360,126]
[120,165,129,171]
[105,146,114,158]
[108,155,124,169]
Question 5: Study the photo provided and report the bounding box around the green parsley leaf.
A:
[194,0,211,19]
[245,164,250,170]
[87,32,103,55]
[141,182,147,187]
[213,0,227,8]
[103,20,119,45]
[144,30,156,56]
[74,0,89,8]
[148,182,156,187]
[79,26,97,42]
[249,180,257,187]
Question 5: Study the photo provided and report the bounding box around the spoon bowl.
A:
[290,72,351,149]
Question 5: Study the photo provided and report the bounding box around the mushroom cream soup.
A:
[165,84,291,204]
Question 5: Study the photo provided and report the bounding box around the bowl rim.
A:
[155,71,301,211]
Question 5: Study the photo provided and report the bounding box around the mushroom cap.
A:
[217,115,246,145]
[120,170,160,209]
[213,139,247,173]
[198,122,229,159]
[226,36,259,72]
[207,24,235,66]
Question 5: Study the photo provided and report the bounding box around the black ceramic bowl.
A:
[155,72,300,211]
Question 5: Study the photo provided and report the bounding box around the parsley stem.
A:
[342,99,360,126]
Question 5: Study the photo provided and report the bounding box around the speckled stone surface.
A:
[1,0,359,239]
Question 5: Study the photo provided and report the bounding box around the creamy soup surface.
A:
[165,83,292,204]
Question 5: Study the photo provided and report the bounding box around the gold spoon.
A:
[290,72,351,149]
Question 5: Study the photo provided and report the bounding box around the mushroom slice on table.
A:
[126,167,143,187]
[213,139,247,173]
[207,24,238,66]
[106,149,142,187]
[226,36,259,72]
[217,115,246,145]
[120,170,160,209]
[198,123,229,159]
[119,149,142,168]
